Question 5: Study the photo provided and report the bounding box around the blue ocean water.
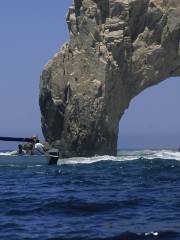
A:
[0,150,180,240]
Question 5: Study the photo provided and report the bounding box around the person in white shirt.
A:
[34,139,46,155]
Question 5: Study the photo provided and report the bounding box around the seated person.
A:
[23,143,34,155]
[18,144,25,155]
[9,145,26,156]
[34,139,46,155]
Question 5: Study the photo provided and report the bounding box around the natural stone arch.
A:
[40,0,180,157]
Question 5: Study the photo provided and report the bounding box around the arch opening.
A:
[118,77,180,150]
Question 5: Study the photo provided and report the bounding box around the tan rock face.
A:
[40,0,180,157]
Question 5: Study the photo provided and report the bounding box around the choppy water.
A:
[0,150,180,240]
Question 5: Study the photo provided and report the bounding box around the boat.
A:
[0,154,49,166]
[0,151,60,166]
[0,136,60,166]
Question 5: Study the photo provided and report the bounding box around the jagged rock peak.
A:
[40,0,180,157]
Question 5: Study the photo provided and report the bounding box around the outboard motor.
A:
[48,149,60,165]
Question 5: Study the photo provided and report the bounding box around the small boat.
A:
[0,135,60,166]
[0,154,50,166]
[0,150,60,166]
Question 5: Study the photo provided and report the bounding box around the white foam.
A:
[58,155,117,165]
[141,150,180,161]
[0,151,17,156]
[57,150,180,165]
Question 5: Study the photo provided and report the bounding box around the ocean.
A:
[0,150,180,240]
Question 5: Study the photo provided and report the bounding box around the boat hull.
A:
[0,155,51,166]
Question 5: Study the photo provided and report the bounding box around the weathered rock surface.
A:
[40,0,180,157]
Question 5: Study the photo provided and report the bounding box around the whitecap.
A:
[57,149,180,165]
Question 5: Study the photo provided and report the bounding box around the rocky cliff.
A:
[40,0,180,157]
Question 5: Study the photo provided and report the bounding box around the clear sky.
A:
[118,78,180,149]
[0,0,179,150]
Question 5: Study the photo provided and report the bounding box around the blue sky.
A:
[0,0,179,150]
[118,77,180,149]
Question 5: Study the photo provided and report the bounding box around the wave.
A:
[0,151,17,156]
[1,149,180,166]
[58,150,180,165]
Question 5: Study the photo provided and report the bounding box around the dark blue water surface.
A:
[0,150,180,240]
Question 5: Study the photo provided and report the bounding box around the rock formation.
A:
[40,0,180,157]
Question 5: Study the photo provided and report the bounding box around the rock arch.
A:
[40,0,180,157]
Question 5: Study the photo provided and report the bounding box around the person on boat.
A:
[31,135,38,143]
[22,142,34,155]
[30,135,47,155]
[18,144,25,155]
[35,140,46,155]
[9,144,26,156]
[34,139,46,155]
